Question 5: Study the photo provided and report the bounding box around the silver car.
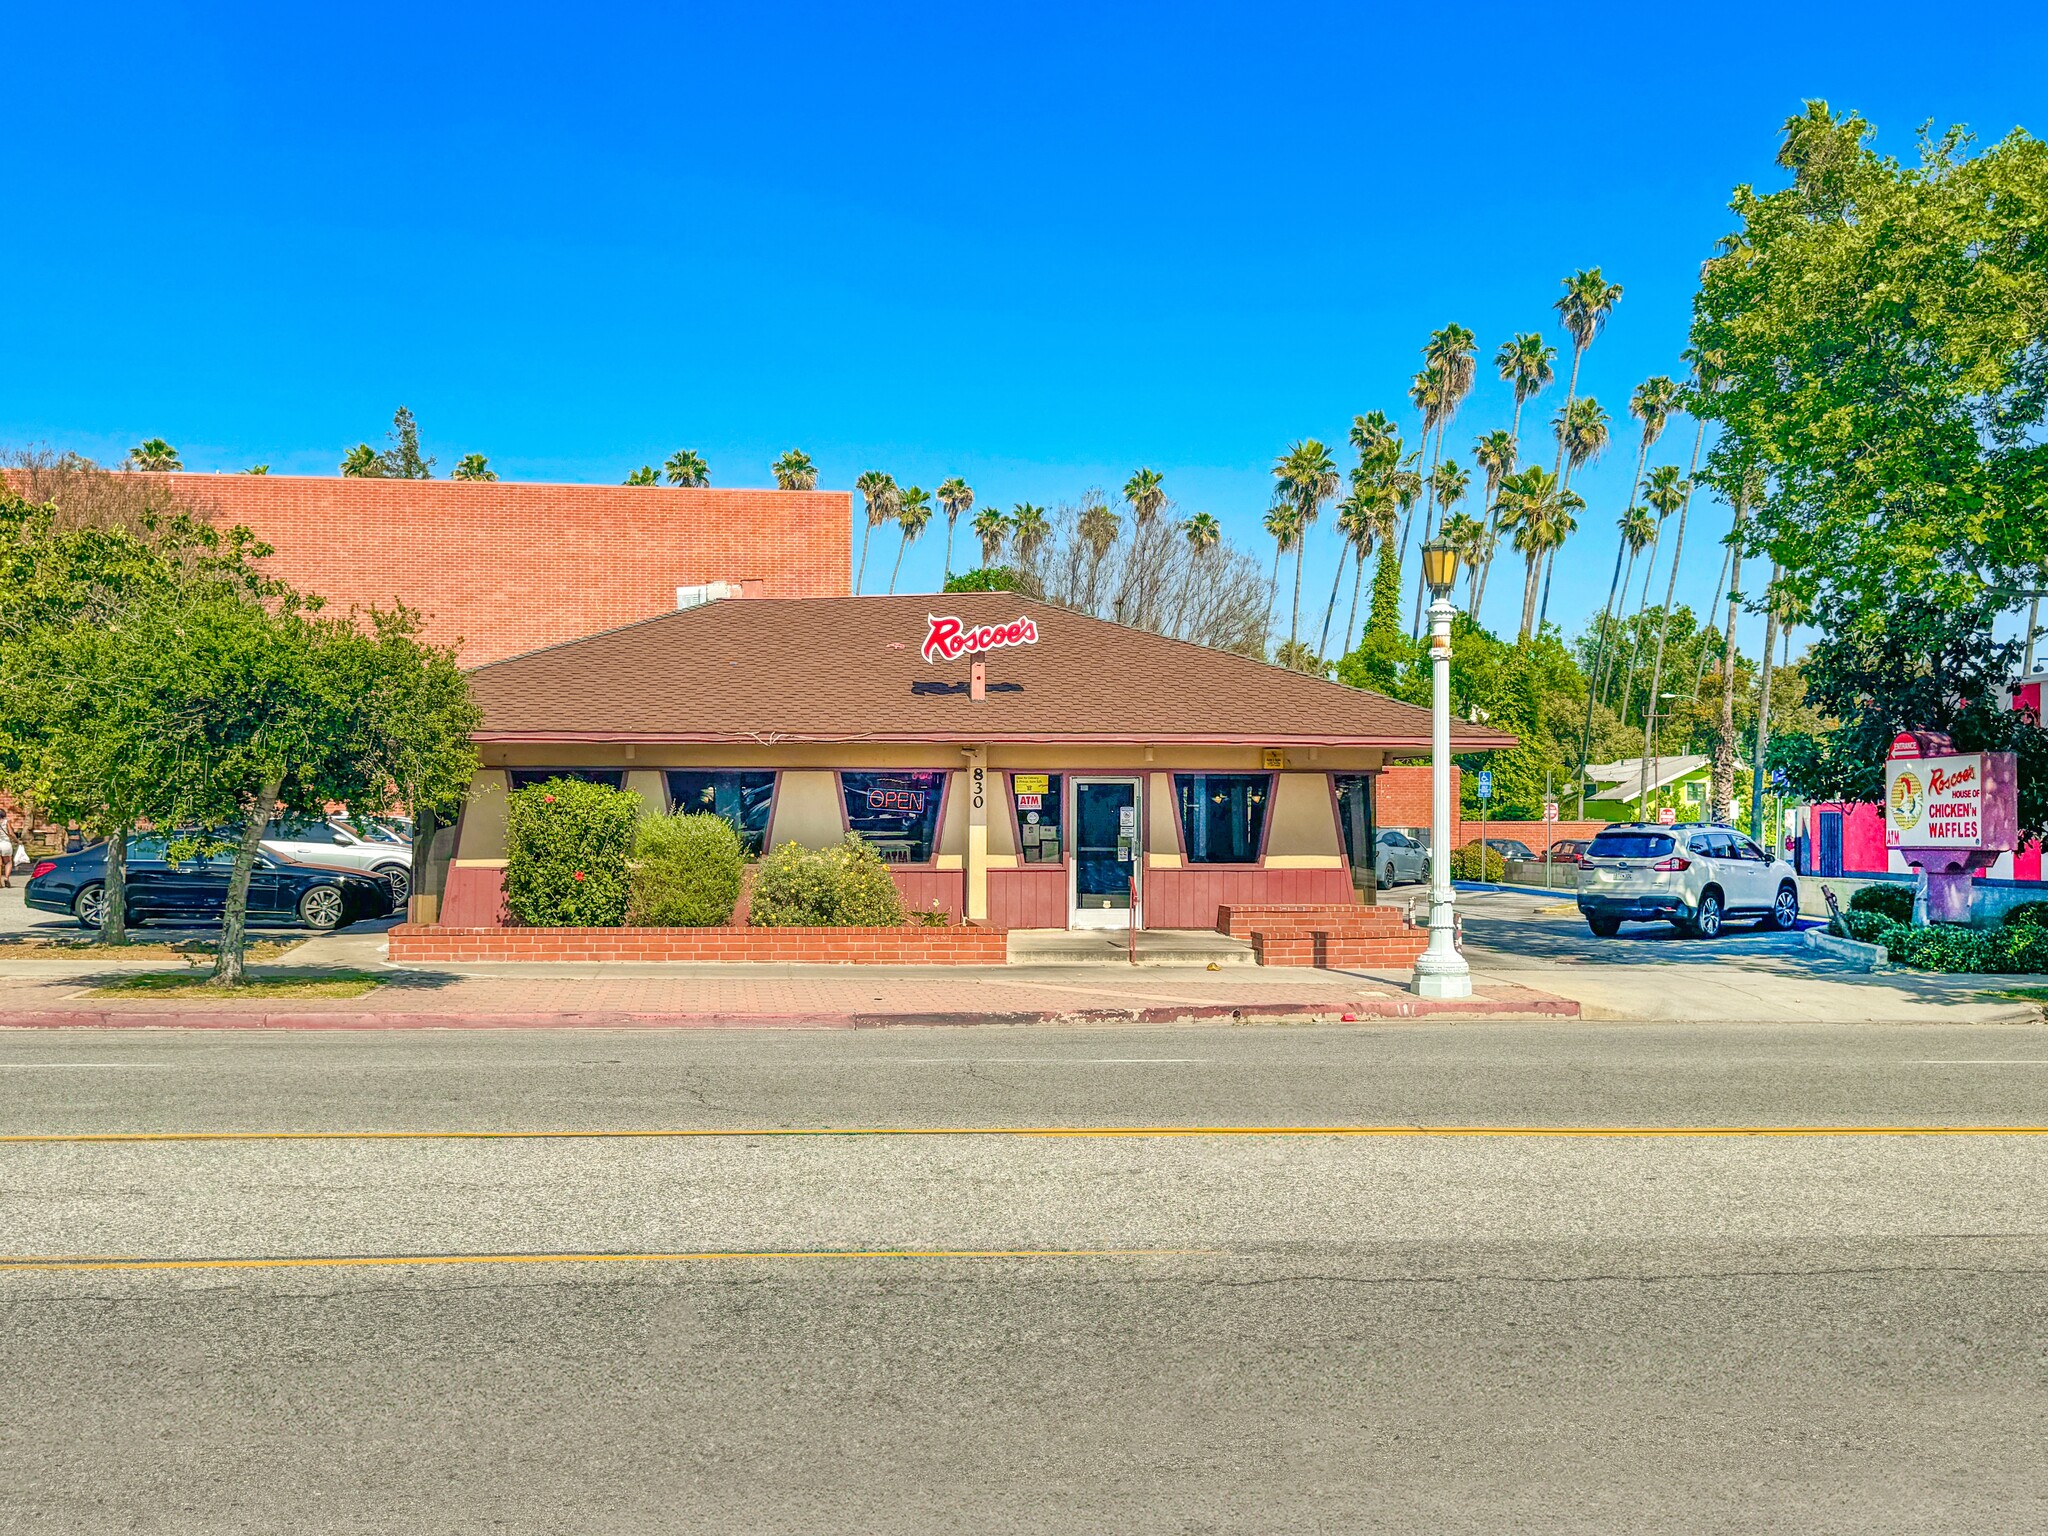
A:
[261,817,414,905]
[1577,822,1800,939]
[1373,828,1429,888]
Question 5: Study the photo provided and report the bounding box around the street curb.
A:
[1803,928,1890,971]
[0,992,1580,1031]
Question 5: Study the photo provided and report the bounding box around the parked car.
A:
[1545,838,1593,864]
[24,837,396,932]
[1373,828,1430,887]
[1576,822,1800,939]
[1478,837,1536,861]
[262,816,414,903]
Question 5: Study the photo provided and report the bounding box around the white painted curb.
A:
[1803,928,1890,971]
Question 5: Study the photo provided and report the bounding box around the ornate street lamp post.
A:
[1412,536,1472,1000]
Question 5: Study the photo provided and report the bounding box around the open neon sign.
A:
[866,788,927,813]
[921,614,1039,664]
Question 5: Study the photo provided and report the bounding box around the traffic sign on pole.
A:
[1542,801,1559,823]
[1477,770,1493,801]
[1656,806,1677,825]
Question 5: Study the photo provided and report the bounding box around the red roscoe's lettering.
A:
[921,613,1041,664]
[1928,765,1976,795]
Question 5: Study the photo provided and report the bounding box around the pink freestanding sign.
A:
[1883,731,2020,922]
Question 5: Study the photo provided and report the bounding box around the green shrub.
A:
[1842,910,1906,948]
[1849,883,1916,922]
[1990,924,2048,973]
[1448,843,1507,881]
[1890,923,1996,973]
[942,566,1025,593]
[503,777,639,927]
[629,812,744,926]
[748,835,907,928]
[2001,901,2048,931]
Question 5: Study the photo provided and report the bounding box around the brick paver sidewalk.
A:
[0,962,1575,1029]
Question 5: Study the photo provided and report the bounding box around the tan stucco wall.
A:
[767,770,843,850]
[453,769,511,866]
[623,770,667,818]
[474,742,1389,774]
[1264,772,1344,866]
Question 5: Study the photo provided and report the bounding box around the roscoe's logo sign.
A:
[921,613,1040,664]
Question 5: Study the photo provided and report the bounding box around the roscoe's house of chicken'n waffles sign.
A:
[921,614,1040,664]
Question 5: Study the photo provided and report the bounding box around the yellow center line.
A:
[0,1247,1206,1274]
[3,1124,2048,1143]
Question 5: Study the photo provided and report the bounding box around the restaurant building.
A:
[414,593,1514,933]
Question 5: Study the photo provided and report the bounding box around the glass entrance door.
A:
[1071,778,1140,929]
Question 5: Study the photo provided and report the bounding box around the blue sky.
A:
[6,1,2044,658]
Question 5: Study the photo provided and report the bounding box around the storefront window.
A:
[507,769,625,791]
[665,771,777,856]
[1010,773,1064,864]
[1173,773,1271,864]
[839,771,947,864]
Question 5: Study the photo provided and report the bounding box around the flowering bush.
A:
[749,835,906,927]
[503,777,638,926]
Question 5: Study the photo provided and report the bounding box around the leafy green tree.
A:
[378,407,434,478]
[943,567,1025,593]
[663,449,709,487]
[623,466,660,486]
[246,465,269,475]
[1691,103,2048,617]
[935,477,975,582]
[340,444,383,478]
[889,485,932,593]
[126,439,181,471]
[452,453,497,481]
[772,449,818,491]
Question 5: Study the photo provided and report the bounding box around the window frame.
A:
[1004,771,1068,869]
[1168,771,1277,868]
[661,768,783,857]
[834,769,954,870]
[505,768,628,792]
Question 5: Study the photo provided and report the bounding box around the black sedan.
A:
[25,837,396,931]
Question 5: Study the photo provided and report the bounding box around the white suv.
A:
[262,817,414,905]
[1577,822,1800,939]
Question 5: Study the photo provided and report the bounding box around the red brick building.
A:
[41,472,853,666]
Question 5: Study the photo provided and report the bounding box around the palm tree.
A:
[126,439,181,471]
[1574,374,1677,710]
[1321,487,1373,658]
[971,505,1012,568]
[1010,502,1051,565]
[1271,440,1339,651]
[452,453,496,482]
[1498,466,1581,639]
[1636,357,1716,800]
[663,450,709,487]
[1574,500,1659,813]
[1263,501,1300,634]
[1439,511,1491,610]
[1470,429,1517,622]
[1593,504,1656,708]
[1412,325,1477,632]
[1183,511,1220,557]
[1495,332,1557,454]
[1404,364,1446,556]
[1550,268,1625,480]
[853,471,899,593]
[889,486,932,594]
[1333,482,1387,654]
[1123,467,1166,527]
[623,466,659,485]
[935,477,974,580]
[1616,465,1690,716]
[1348,411,1398,467]
[1711,463,1762,822]
[772,450,818,490]
[1540,394,1610,626]
[340,444,382,477]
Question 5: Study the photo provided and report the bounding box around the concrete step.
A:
[1006,928,1258,967]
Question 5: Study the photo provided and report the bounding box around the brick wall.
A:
[1376,764,1461,843]
[388,923,1009,965]
[30,473,851,666]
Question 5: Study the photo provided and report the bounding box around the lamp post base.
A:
[1410,959,1473,1001]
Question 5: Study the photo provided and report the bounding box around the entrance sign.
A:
[1014,774,1050,795]
[1884,750,2017,852]
[922,614,1039,664]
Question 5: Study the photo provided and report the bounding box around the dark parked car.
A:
[1545,838,1593,864]
[1478,837,1536,861]
[24,837,396,932]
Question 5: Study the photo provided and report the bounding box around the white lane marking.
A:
[1911,1060,2048,1066]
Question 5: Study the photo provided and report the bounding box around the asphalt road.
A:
[5,1022,2047,1533]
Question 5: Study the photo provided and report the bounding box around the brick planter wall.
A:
[1220,902,1430,970]
[388,923,1008,965]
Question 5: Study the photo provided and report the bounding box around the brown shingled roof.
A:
[466,595,1518,751]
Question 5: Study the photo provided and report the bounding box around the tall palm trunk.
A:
[1596,544,1642,704]
[1406,419,1447,637]
[1289,536,1307,650]
[854,523,875,595]
[1749,564,1783,842]
[1710,504,1746,822]
[1519,549,1543,641]
[1267,541,1283,638]
[1344,547,1366,655]
[888,530,911,594]
[1573,539,1633,815]
[1317,544,1348,658]
[942,517,957,582]
[1476,394,1527,621]
[1533,343,1590,633]
[1635,421,1706,815]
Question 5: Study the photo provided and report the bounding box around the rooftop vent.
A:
[676,581,742,611]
